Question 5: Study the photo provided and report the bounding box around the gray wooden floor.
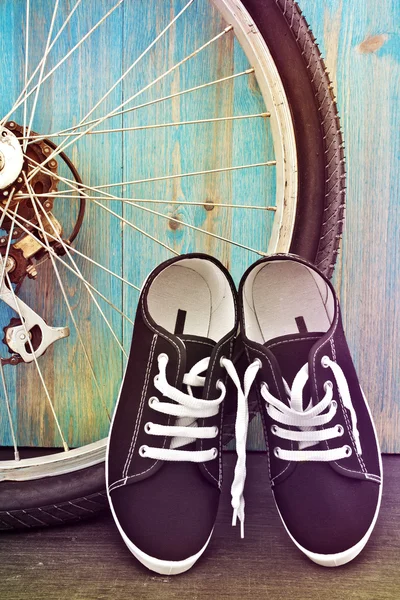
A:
[0,454,399,600]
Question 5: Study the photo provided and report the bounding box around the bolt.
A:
[8,122,15,128]
[49,160,57,168]
[45,202,51,208]
[5,257,15,271]
[26,265,38,279]
[43,147,50,154]
[10,356,19,364]
[19,333,26,341]
[3,191,8,196]
[0,238,6,244]
[17,177,22,183]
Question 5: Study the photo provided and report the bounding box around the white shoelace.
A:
[138,351,256,538]
[223,353,362,537]
[139,353,225,463]
[138,351,361,540]
[260,354,362,461]
[221,357,260,539]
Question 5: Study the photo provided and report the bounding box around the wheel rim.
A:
[0,0,298,480]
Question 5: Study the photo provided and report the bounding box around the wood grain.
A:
[0,1,275,447]
[0,453,398,600]
[297,0,400,452]
[0,0,398,452]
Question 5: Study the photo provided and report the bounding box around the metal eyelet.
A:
[324,380,333,392]
[271,425,278,435]
[158,352,168,362]
[337,425,344,436]
[211,447,218,458]
[321,355,330,368]
[344,445,352,457]
[148,396,158,407]
[273,447,280,458]
[138,445,148,457]
[331,400,338,410]
[144,422,152,434]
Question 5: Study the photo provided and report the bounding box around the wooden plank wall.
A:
[293,0,400,453]
[0,1,398,452]
[0,1,276,448]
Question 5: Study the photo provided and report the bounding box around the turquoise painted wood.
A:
[246,0,400,453]
[296,0,400,453]
[0,1,275,448]
[0,0,398,453]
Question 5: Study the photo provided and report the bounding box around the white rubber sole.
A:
[107,489,212,575]
[275,447,383,567]
[105,268,212,575]
[106,399,213,575]
[276,483,382,567]
[105,369,212,575]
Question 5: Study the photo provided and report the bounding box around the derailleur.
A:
[0,276,70,365]
[0,122,85,365]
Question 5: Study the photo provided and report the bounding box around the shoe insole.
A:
[250,262,332,343]
[147,265,212,338]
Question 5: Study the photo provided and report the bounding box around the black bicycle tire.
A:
[0,0,345,530]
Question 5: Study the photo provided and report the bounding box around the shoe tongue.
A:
[177,333,216,364]
[176,334,216,398]
[264,332,324,407]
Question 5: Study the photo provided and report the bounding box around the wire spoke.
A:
[15,193,277,212]
[99,199,266,256]
[24,0,59,151]
[2,1,123,126]
[22,156,179,254]
[0,196,19,290]
[1,0,83,126]
[27,184,112,421]
[0,199,22,461]
[0,188,16,231]
[87,201,178,256]
[0,204,139,305]
[21,173,127,359]
[0,361,19,460]
[4,269,69,451]
[25,26,235,182]
[50,69,254,137]
[0,201,69,450]
[22,0,30,148]
[93,161,276,190]
[25,112,270,141]
[68,0,194,135]
[23,155,268,254]
[25,152,274,204]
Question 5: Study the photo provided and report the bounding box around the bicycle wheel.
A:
[0,0,345,529]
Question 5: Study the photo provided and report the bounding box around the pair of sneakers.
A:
[106,253,382,575]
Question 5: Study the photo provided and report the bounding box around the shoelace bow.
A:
[138,352,362,540]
